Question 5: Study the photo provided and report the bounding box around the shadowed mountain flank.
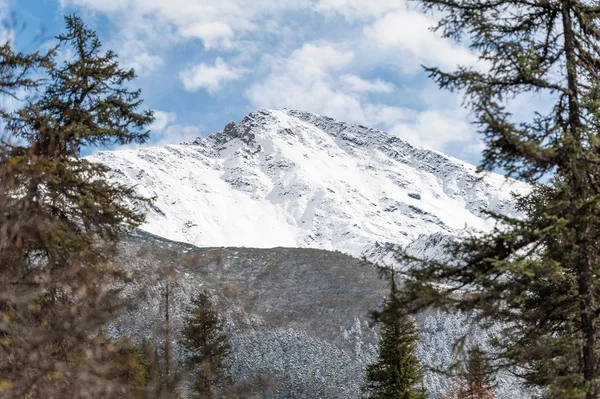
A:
[113,231,529,399]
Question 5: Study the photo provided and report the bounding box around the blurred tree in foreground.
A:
[0,14,153,397]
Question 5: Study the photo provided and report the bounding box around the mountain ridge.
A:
[90,108,527,265]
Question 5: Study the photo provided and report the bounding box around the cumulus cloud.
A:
[285,44,355,78]
[127,53,164,76]
[117,39,164,76]
[389,108,474,151]
[246,41,477,154]
[246,43,362,121]
[315,0,406,20]
[153,124,203,146]
[59,0,308,49]
[180,58,242,94]
[145,111,202,146]
[149,110,177,134]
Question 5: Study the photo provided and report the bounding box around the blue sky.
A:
[8,0,494,163]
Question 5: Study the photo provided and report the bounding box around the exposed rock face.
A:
[90,109,532,398]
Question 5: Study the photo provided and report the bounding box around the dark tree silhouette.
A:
[363,275,427,399]
[395,1,600,398]
[0,15,153,397]
[181,291,232,398]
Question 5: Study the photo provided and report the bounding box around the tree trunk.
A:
[561,2,599,398]
[165,281,172,392]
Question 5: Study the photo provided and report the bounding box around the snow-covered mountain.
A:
[90,108,526,264]
[92,109,532,398]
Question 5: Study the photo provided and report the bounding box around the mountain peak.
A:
[90,108,527,261]
[187,108,388,150]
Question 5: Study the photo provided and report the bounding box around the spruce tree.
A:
[442,347,496,399]
[392,1,600,398]
[363,276,427,399]
[0,15,153,397]
[181,291,232,398]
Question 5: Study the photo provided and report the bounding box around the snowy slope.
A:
[90,108,526,262]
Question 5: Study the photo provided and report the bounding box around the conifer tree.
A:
[393,1,600,398]
[442,347,496,399]
[0,14,153,397]
[181,291,232,398]
[363,276,427,399]
[102,336,154,398]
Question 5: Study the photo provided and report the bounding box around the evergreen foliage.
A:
[181,291,232,398]
[102,337,154,398]
[393,1,600,398]
[442,347,496,399]
[0,14,153,397]
[363,276,427,399]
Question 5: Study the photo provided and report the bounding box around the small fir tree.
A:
[363,276,427,399]
[181,291,232,398]
[442,347,496,399]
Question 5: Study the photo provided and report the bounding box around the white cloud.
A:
[340,74,394,93]
[285,44,355,78]
[144,110,203,146]
[113,110,202,148]
[315,0,406,20]
[246,43,357,118]
[149,110,177,134]
[118,40,164,76]
[60,0,484,158]
[178,21,235,49]
[246,43,362,121]
[364,10,478,73]
[60,0,309,50]
[59,0,122,12]
[180,58,242,94]
[152,124,203,146]
[389,108,475,151]
[247,41,477,154]
[129,53,164,76]
[247,43,383,124]
[248,74,364,122]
